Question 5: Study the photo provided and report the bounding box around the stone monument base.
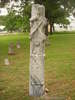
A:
[29,84,45,96]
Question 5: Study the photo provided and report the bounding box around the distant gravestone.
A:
[29,4,47,96]
[4,58,10,65]
[8,42,15,55]
[16,41,21,49]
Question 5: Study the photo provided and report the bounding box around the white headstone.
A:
[16,41,21,49]
[29,4,47,96]
[8,42,15,55]
[4,58,10,65]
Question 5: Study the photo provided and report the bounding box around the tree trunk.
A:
[45,22,48,36]
[50,23,53,35]
[53,24,55,32]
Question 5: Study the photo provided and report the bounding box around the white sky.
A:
[0,8,8,16]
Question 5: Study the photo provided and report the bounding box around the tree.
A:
[5,11,17,32]
[34,0,70,34]
[19,0,31,32]
[1,0,75,34]
[0,0,9,7]
[0,0,19,7]
[5,10,30,32]
[2,0,31,32]
[0,16,7,25]
[26,0,75,34]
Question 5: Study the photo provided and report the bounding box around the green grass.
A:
[0,32,75,100]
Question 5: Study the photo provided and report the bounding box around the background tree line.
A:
[0,0,75,34]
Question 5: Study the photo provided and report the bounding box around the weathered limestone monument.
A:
[29,4,47,96]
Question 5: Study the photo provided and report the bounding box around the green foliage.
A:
[5,2,31,32]
[60,0,75,12]
[0,0,9,7]
[2,0,75,33]
[35,0,45,4]
[21,16,30,32]
[43,0,69,33]
[0,0,31,32]
[5,11,17,32]
[19,1,31,32]
[0,0,19,7]
[27,0,75,33]
[0,16,7,25]
[20,0,31,17]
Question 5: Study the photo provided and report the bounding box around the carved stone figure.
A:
[29,4,47,96]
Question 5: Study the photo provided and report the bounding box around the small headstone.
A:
[16,41,21,49]
[8,42,15,55]
[4,58,10,65]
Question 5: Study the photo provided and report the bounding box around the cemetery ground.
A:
[0,32,75,100]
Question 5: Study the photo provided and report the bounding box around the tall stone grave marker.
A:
[29,4,47,96]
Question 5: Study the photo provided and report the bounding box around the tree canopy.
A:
[0,0,75,33]
[24,0,75,33]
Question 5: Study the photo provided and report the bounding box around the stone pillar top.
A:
[30,4,45,22]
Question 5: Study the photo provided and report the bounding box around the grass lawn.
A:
[0,32,75,100]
